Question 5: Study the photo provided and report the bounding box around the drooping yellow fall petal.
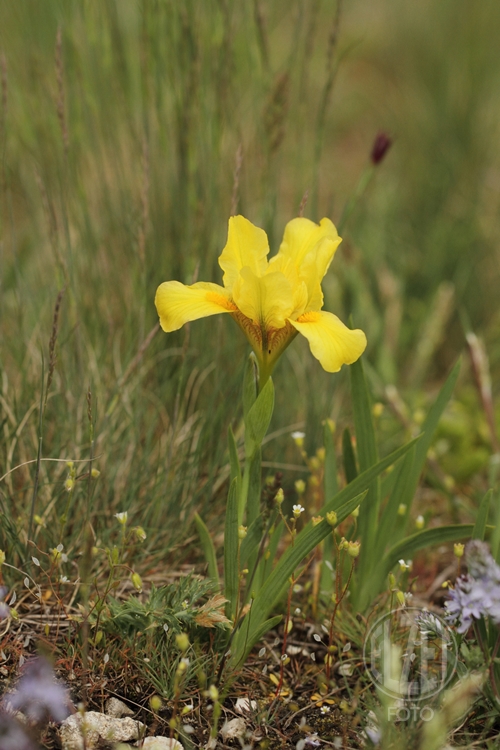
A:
[218,215,270,291]
[289,311,367,372]
[278,217,341,273]
[155,280,235,333]
[232,267,294,330]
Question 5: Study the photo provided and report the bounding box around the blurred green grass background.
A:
[1,0,500,563]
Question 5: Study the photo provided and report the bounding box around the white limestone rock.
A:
[59,711,144,750]
[105,697,135,718]
[137,738,184,749]
[220,716,246,741]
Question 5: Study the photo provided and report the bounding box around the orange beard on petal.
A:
[205,292,238,312]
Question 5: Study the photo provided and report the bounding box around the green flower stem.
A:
[338,165,375,235]
[238,460,251,528]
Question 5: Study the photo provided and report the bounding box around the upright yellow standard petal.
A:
[278,217,341,272]
[289,311,367,372]
[232,267,294,330]
[218,215,270,291]
[155,280,235,333]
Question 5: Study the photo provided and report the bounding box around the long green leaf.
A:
[376,446,415,552]
[382,524,475,578]
[230,436,418,666]
[242,353,258,420]
[328,438,420,513]
[342,427,358,484]
[351,356,378,471]
[324,422,338,499]
[224,479,240,619]
[240,514,264,568]
[321,425,337,594]
[491,489,500,562]
[246,446,262,529]
[231,491,367,666]
[230,615,282,668]
[472,489,492,541]
[245,376,274,451]
[376,360,461,560]
[228,425,241,486]
[193,513,218,583]
[350,357,380,587]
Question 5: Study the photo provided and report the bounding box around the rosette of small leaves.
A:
[103,576,230,639]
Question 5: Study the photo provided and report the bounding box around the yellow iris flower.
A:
[155,215,367,385]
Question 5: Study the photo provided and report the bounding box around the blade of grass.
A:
[382,524,476,579]
[224,478,240,619]
[350,356,379,588]
[194,513,219,584]
[472,489,492,541]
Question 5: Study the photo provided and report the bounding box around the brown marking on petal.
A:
[296,311,321,323]
[231,309,263,349]
[267,321,296,356]
[206,292,238,311]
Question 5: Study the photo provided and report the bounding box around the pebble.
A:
[59,711,144,750]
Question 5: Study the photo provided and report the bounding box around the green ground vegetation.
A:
[1,1,500,748]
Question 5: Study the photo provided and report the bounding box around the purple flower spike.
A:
[2,657,71,724]
[370,132,392,165]
[445,540,500,633]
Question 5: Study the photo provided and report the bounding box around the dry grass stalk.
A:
[44,289,65,411]
[230,143,243,216]
[138,136,150,266]
[0,51,7,136]
[55,26,69,156]
[298,189,309,217]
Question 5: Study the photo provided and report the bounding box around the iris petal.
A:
[278,217,341,271]
[232,267,294,330]
[155,281,235,333]
[289,311,367,372]
[218,215,270,291]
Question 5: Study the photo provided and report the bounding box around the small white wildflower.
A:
[320,705,330,714]
[292,504,305,518]
[291,432,305,449]
[115,511,128,525]
[59,576,69,584]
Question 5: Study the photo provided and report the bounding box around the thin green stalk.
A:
[27,357,45,553]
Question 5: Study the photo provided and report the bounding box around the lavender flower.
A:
[445,541,500,633]
[465,540,500,582]
[0,711,40,750]
[2,657,71,724]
